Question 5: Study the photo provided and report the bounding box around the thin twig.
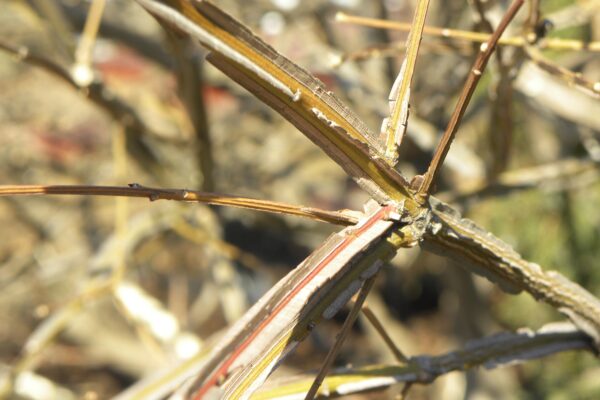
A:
[0,185,359,225]
[382,0,430,162]
[525,47,600,97]
[333,41,475,66]
[305,275,378,400]
[359,302,408,363]
[72,0,106,86]
[335,12,600,52]
[166,34,214,191]
[418,0,525,198]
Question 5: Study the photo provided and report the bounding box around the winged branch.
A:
[125,0,600,398]
[3,1,598,399]
[253,322,595,399]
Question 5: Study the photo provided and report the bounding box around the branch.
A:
[442,157,600,203]
[72,0,106,86]
[134,0,417,206]
[0,184,359,226]
[305,275,378,400]
[335,12,600,52]
[181,205,400,399]
[525,47,600,97]
[381,0,430,163]
[254,322,595,399]
[359,301,408,363]
[424,197,600,347]
[419,0,525,197]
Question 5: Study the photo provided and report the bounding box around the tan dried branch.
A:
[442,157,600,202]
[72,0,106,86]
[335,12,600,52]
[332,40,474,66]
[0,184,359,226]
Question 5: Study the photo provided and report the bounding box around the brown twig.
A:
[359,302,408,363]
[0,185,359,225]
[304,275,378,400]
[418,0,525,198]
[166,34,214,191]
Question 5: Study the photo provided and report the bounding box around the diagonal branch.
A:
[181,205,400,399]
[381,0,430,163]
[418,0,525,198]
[305,275,378,400]
[359,302,408,363]
[525,47,600,97]
[424,197,600,347]
[0,185,359,225]
[134,0,417,206]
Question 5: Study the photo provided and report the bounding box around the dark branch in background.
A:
[30,0,76,62]
[471,0,515,177]
[0,185,359,226]
[166,34,214,191]
[418,0,525,198]
[0,40,161,174]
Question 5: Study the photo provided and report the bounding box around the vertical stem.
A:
[167,35,214,191]
[73,0,106,85]
[383,0,430,162]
